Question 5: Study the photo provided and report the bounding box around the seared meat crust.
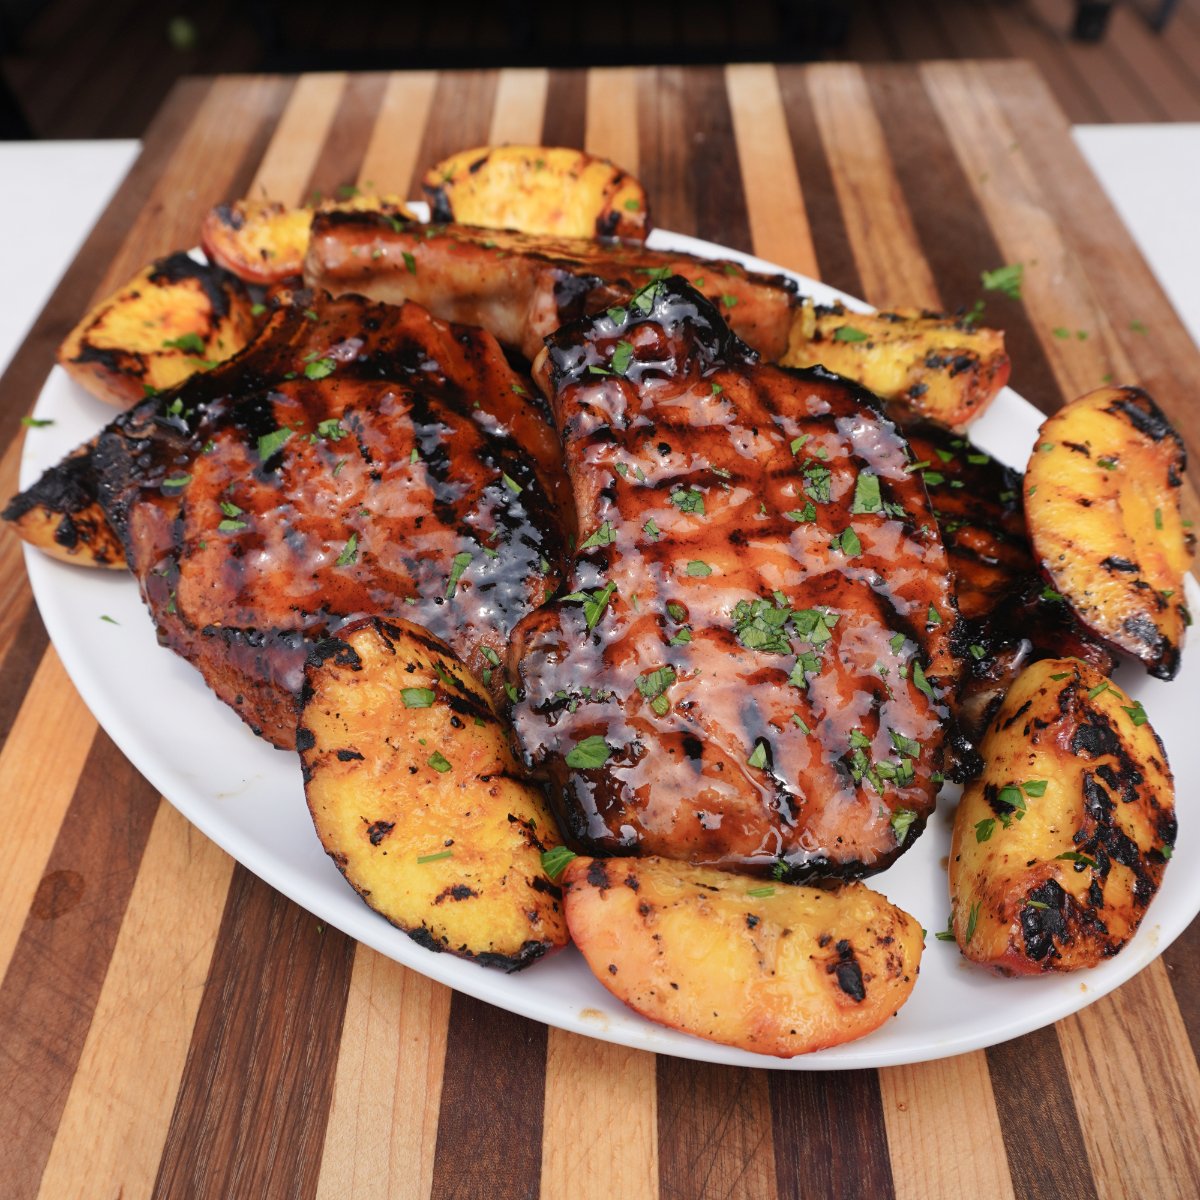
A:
[92,292,572,747]
[303,210,798,363]
[507,278,959,879]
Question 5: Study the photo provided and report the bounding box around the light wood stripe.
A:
[489,68,551,146]
[35,802,233,1200]
[919,61,1130,401]
[357,71,439,196]
[93,76,293,300]
[880,1054,1015,1200]
[0,648,97,983]
[315,952,451,1200]
[250,73,347,202]
[806,63,940,310]
[1059,960,1200,1199]
[724,63,817,278]
[541,1030,658,1200]
[585,67,641,173]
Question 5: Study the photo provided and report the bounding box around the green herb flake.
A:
[747,740,769,770]
[1097,456,1118,470]
[501,472,523,496]
[965,900,981,942]
[427,751,452,773]
[789,434,812,456]
[969,644,987,661]
[833,527,862,557]
[791,713,811,734]
[686,560,713,577]
[250,302,267,316]
[162,331,205,354]
[1056,851,1096,869]
[926,605,942,627]
[912,661,935,701]
[850,472,883,515]
[975,817,996,843]
[832,326,868,343]
[566,735,611,770]
[785,502,817,523]
[401,687,436,708]
[889,632,907,655]
[162,473,192,489]
[1122,699,1148,726]
[21,416,54,428]
[643,518,661,539]
[1155,507,1164,531]
[746,885,774,898]
[217,518,247,533]
[403,251,417,275]
[99,614,119,625]
[981,263,1023,300]
[541,846,578,880]
[611,340,635,375]
[304,357,336,380]
[416,849,453,863]
[445,550,473,598]
[721,294,738,308]
[257,427,293,461]
[891,808,917,844]
[1087,681,1111,700]
[336,532,359,567]
[669,487,706,515]
[1041,586,1065,603]
[1023,779,1049,797]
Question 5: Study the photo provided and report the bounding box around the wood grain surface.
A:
[1,63,1198,1200]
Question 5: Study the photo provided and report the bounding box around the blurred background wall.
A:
[1,0,1197,139]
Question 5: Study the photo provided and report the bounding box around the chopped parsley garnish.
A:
[1097,456,1118,470]
[1022,779,1048,797]
[401,687,436,708]
[20,416,54,427]
[747,740,769,770]
[686,560,712,577]
[891,809,917,844]
[611,340,635,375]
[643,518,660,538]
[912,661,935,700]
[162,473,192,489]
[791,714,811,734]
[162,331,205,354]
[1056,851,1096,869]
[316,418,346,440]
[850,472,882,514]
[669,487,706,515]
[785,502,817,522]
[541,846,578,880]
[218,517,247,533]
[1041,586,1064,603]
[1122,699,1148,726]
[498,472,523,497]
[566,735,611,769]
[416,849,453,863]
[427,751,451,773]
[790,434,811,456]
[668,626,692,646]
[831,527,862,557]
[1087,681,1111,700]
[636,666,677,716]
[732,597,794,654]
[100,614,119,625]
[746,885,774,898]
[969,644,987,660]
[257,427,293,461]
[981,262,1023,300]
[975,818,996,843]
[336,532,359,566]
[721,294,738,308]
[832,326,868,343]
[561,580,618,630]
[965,900,981,942]
[802,461,832,503]
[304,357,336,380]
[889,632,907,655]
[445,550,473,598]
[926,605,941,627]
[250,303,267,316]
[667,602,686,622]
[1050,671,1071,680]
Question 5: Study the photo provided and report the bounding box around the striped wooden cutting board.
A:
[1,63,1199,1200]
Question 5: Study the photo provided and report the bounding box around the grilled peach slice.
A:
[57,252,258,408]
[201,193,414,284]
[299,617,568,971]
[781,301,1010,429]
[2,439,125,568]
[422,145,649,240]
[1025,385,1193,679]
[949,657,1174,974]
[562,855,922,1056]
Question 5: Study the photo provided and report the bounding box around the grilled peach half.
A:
[1025,385,1193,679]
[57,252,258,408]
[299,617,568,971]
[422,145,649,240]
[562,855,922,1056]
[949,657,1174,974]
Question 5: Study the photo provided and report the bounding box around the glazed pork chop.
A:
[505,277,960,879]
[85,291,571,747]
[303,210,799,364]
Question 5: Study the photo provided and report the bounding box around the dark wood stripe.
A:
[222,75,298,203]
[774,65,863,298]
[0,599,48,752]
[683,67,753,253]
[986,1028,1100,1200]
[657,1058,774,1200]
[637,66,697,237]
[409,70,501,199]
[305,73,390,200]
[769,1069,896,1200]
[863,64,1065,415]
[540,69,587,149]
[0,79,212,450]
[429,994,547,1200]
[0,729,158,1200]
[1163,920,1200,1062]
[151,867,356,1200]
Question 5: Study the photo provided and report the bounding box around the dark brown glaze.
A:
[303,210,798,364]
[902,421,1116,752]
[506,277,959,879]
[91,291,572,747]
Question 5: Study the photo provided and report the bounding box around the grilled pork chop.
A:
[505,277,960,879]
[303,210,799,364]
[903,422,1116,747]
[88,291,572,747]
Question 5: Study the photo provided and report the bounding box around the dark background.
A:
[1,0,1197,139]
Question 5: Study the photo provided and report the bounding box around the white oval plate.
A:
[18,228,1198,1069]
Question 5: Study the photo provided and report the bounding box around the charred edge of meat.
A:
[542,275,757,388]
[314,208,418,237]
[146,250,243,321]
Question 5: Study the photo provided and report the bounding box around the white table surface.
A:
[0,139,140,378]
[0,128,1196,384]
[1073,124,1200,352]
